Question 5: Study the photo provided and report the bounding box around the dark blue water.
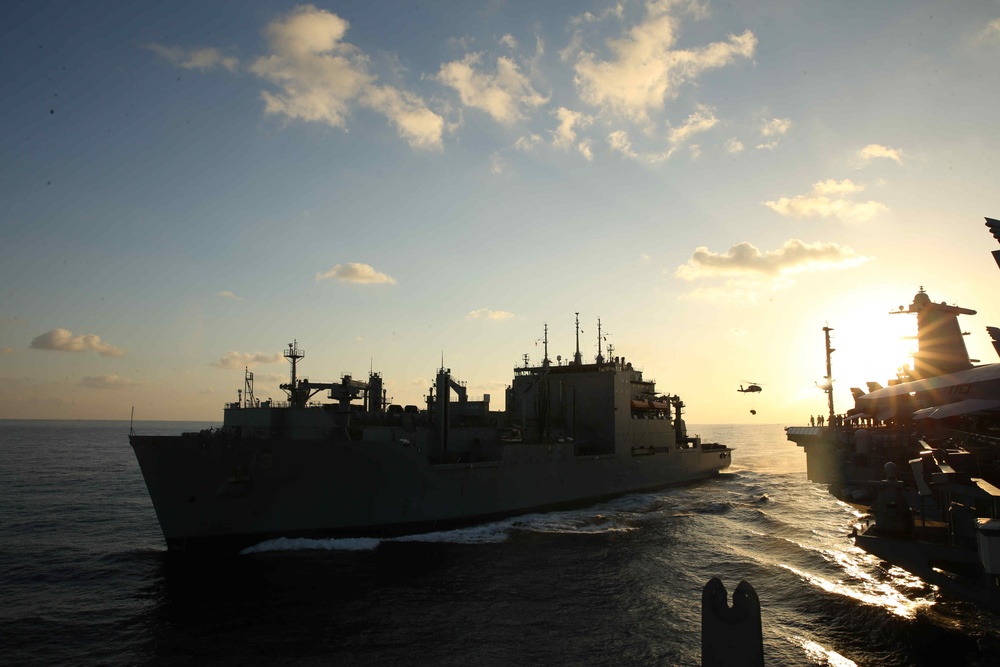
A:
[2,421,998,666]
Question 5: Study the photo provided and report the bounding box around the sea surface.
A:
[2,420,999,666]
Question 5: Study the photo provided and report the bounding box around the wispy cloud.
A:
[466,309,515,320]
[607,130,673,163]
[212,351,283,370]
[146,44,239,72]
[856,143,904,166]
[217,290,243,301]
[764,179,888,223]
[315,262,397,284]
[725,138,744,153]
[760,117,791,137]
[30,329,125,357]
[80,374,142,389]
[668,105,717,145]
[978,18,1000,43]
[435,53,548,124]
[573,3,755,122]
[755,117,791,150]
[676,239,871,280]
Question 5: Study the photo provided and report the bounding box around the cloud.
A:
[675,239,871,281]
[668,105,717,144]
[754,117,791,150]
[362,85,446,151]
[80,374,142,389]
[607,130,673,163]
[466,309,515,320]
[490,153,506,174]
[573,3,756,122]
[212,351,283,370]
[500,34,519,50]
[315,262,397,284]
[246,5,442,149]
[856,143,904,166]
[725,138,744,153]
[146,44,239,72]
[760,117,791,137]
[763,179,888,223]
[435,53,548,124]
[978,18,1000,43]
[551,107,593,149]
[217,290,243,301]
[514,133,544,151]
[30,329,125,356]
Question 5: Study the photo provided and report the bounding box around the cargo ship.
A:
[130,318,733,552]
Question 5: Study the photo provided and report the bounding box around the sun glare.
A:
[832,315,917,391]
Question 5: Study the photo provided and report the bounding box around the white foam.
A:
[240,536,382,554]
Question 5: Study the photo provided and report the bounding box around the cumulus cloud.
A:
[668,105,717,144]
[30,329,125,357]
[764,179,888,223]
[500,34,519,50]
[466,309,515,320]
[551,107,593,149]
[146,44,239,71]
[212,351,283,370]
[362,85,446,150]
[725,138,744,153]
[315,262,397,284]
[245,5,442,149]
[856,143,904,166]
[675,239,871,281]
[574,3,755,122]
[80,374,142,389]
[435,53,548,124]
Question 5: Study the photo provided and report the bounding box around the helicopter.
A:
[737,382,763,394]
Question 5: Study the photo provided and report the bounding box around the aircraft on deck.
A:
[851,218,1000,422]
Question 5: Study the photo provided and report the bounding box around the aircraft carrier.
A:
[131,318,733,552]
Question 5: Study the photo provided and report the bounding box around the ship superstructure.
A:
[130,319,732,552]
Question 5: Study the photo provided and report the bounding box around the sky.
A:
[3,0,1000,424]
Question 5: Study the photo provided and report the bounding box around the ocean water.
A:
[1,421,999,666]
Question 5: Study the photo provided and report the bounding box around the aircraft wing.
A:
[912,398,1000,420]
[853,363,1000,420]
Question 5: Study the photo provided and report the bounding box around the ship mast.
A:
[284,340,304,405]
[542,322,550,367]
[822,325,835,423]
[595,318,605,364]
[573,312,582,365]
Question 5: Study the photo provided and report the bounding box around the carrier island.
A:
[130,318,733,552]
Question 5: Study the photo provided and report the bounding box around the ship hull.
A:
[131,434,731,552]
